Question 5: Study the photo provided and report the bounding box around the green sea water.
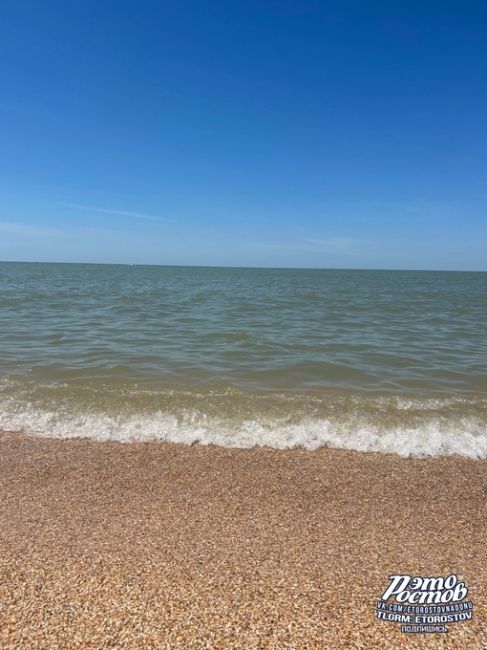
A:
[0,262,486,457]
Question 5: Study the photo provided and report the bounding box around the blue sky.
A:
[1,1,486,269]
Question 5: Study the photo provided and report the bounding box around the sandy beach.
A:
[0,430,485,649]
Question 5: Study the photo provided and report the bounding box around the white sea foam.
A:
[1,401,486,459]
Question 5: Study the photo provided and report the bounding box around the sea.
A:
[0,261,486,458]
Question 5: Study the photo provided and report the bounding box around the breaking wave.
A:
[1,377,486,459]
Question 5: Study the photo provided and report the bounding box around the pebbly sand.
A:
[0,430,485,649]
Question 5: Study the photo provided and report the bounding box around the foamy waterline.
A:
[1,376,486,459]
[1,402,486,459]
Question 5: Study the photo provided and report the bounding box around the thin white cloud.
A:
[303,237,356,253]
[253,236,358,254]
[60,202,165,221]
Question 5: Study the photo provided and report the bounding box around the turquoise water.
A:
[1,262,486,457]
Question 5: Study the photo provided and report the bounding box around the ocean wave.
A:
[1,378,486,459]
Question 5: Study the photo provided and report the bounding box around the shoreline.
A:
[1,431,486,648]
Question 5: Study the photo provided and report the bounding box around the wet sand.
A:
[0,430,485,648]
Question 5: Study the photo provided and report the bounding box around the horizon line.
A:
[1,259,485,273]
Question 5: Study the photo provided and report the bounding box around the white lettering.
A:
[381,575,411,601]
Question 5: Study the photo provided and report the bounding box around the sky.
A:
[0,1,486,270]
